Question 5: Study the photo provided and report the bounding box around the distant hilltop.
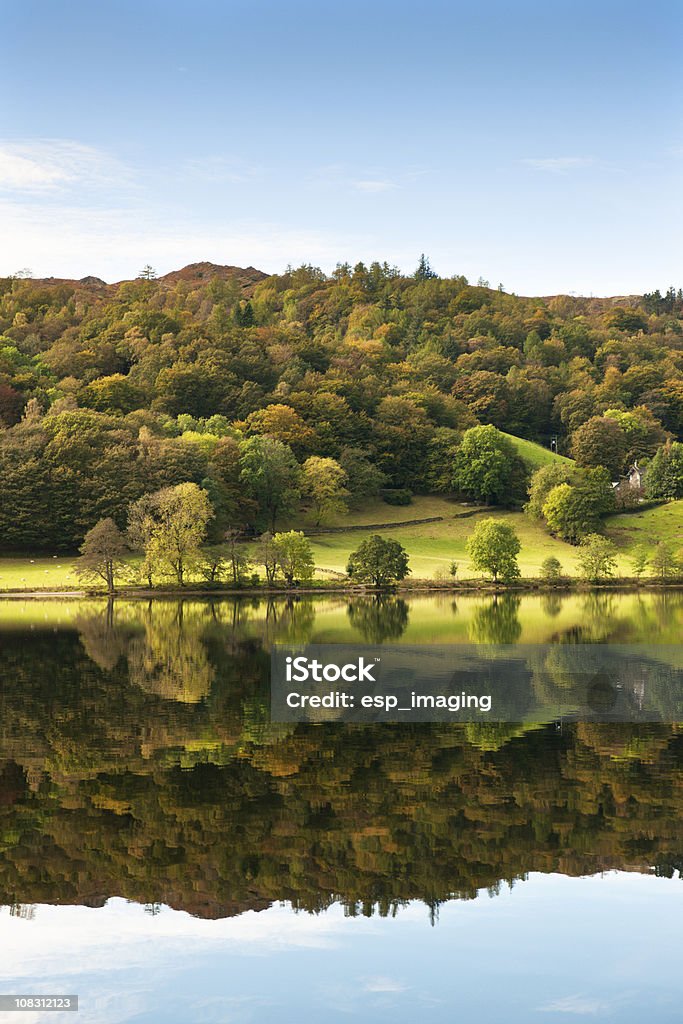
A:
[12,262,268,294]
[1,260,660,307]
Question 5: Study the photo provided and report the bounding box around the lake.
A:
[1,592,683,1022]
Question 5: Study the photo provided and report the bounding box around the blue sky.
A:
[1,0,681,294]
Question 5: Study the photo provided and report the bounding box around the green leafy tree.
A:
[571,416,628,477]
[649,541,680,579]
[255,531,278,585]
[80,374,144,414]
[128,483,213,587]
[542,468,615,543]
[466,518,521,582]
[75,518,129,594]
[604,407,668,465]
[302,456,349,525]
[526,463,575,519]
[273,530,315,585]
[224,528,251,585]
[127,492,158,587]
[338,447,386,508]
[577,534,618,581]
[202,436,255,540]
[423,428,463,493]
[239,435,301,532]
[645,442,683,499]
[198,546,230,584]
[539,556,563,581]
[347,535,410,587]
[631,546,649,578]
[453,425,529,506]
[373,396,433,489]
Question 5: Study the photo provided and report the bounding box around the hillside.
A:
[25,261,266,295]
[0,260,681,556]
[7,497,683,591]
[500,432,574,471]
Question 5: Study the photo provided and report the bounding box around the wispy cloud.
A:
[362,975,407,993]
[351,179,400,193]
[0,139,130,193]
[523,156,595,174]
[537,994,613,1015]
[308,164,402,194]
[179,155,261,184]
[0,197,370,280]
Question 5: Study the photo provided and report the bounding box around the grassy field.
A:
[310,499,683,580]
[501,432,574,471]
[286,494,467,530]
[0,556,79,592]
[3,498,683,592]
[607,503,683,553]
[309,503,583,579]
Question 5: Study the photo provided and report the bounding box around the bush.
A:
[380,488,413,506]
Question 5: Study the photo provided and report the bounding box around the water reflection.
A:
[347,596,410,642]
[3,879,682,1024]
[0,593,681,925]
[469,594,522,644]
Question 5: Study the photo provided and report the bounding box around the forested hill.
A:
[0,259,682,551]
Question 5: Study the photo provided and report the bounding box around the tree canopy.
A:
[0,262,681,553]
[347,535,411,587]
[466,518,521,582]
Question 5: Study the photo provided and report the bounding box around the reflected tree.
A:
[469,595,522,644]
[347,596,409,643]
[127,602,215,702]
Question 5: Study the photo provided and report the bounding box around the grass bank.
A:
[3,497,683,594]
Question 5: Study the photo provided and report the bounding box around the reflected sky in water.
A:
[2,873,682,1024]
[3,596,683,1022]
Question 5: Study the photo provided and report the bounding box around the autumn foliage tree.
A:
[127,483,213,586]
[302,456,349,525]
[76,518,129,593]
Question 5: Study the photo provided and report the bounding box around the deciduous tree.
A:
[571,416,628,478]
[302,456,349,525]
[273,530,315,585]
[76,518,129,594]
[466,518,521,582]
[453,425,528,506]
[577,534,618,581]
[128,483,213,587]
[239,435,302,532]
[346,535,410,587]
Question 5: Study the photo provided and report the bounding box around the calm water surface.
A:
[1,592,682,1022]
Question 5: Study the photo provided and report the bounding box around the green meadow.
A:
[308,502,581,578]
[0,556,79,592]
[499,432,574,471]
[3,497,683,591]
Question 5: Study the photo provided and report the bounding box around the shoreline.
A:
[2,578,683,600]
